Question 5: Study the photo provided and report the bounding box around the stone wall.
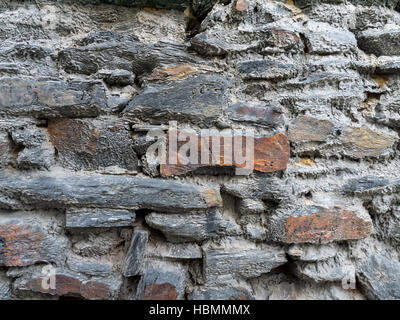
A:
[0,0,399,300]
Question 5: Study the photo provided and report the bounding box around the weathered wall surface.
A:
[0,0,400,300]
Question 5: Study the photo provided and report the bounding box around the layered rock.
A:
[1,0,400,301]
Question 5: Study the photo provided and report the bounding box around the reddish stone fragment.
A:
[0,224,45,267]
[141,283,179,300]
[284,207,372,243]
[81,281,110,300]
[236,0,250,11]
[47,119,98,155]
[47,118,138,170]
[26,274,81,297]
[25,273,110,300]
[160,129,289,176]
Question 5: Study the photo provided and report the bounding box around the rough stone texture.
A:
[287,243,339,262]
[358,26,400,56]
[146,241,202,260]
[136,261,187,300]
[304,21,357,55]
[238,59,298,81]
[145,210,241,243]
[267,206,372,244]
[66,208,136,228]
[122,75,232,126]
[203,238,287,280]
[357,253,400,300]
[0,272,12,300]
[47,118,139,171]
[1,0,400,300]
[0,213,67,267]
[227,101,284,128]
[124,228,148,276]
[292,251,355,283]
[0,78,107,118]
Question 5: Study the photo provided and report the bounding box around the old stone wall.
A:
[0,0,399,300]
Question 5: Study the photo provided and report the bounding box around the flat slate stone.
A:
[66,208,136,228]
[203,238,287,280]
[227,102,284,128]
[145,210,240,243]
[124,228,149,277]
[122,75,232,126]
[0,78,107,118]
[0,173,222,212]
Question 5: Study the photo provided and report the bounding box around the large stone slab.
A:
[0,78,107,118]
[237,59,298,81]
[146,242,202,260]
[191,28,304,56]
[292,252,355,283]
[190,1,303,56]
[343,176,396,194]
[358,26,400,56]
[303,21,357,55]
[341,126,397,158]
[145,210,240,243]
[188,282,254,300]
[122,75,232,126]
[58,31,198,77]
[287,243,339,262]
[67,257,113,277]
[0,173,222,212]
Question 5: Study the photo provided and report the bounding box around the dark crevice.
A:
[299,32,310,54]
[396,1,400,12]
[134,208,167,241]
